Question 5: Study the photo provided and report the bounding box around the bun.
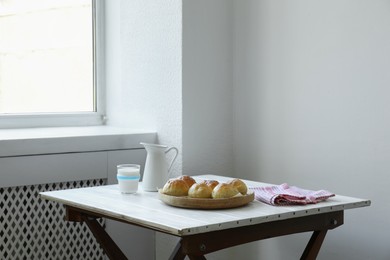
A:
[162,179,189,196]
[177,175,196,188]
[188,183,212,198]
[201,180,219,190]
[212,183,239,199]
[228,179,248,195]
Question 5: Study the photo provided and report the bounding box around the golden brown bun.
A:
[201,180,219,190]
[212,183,239,199]
[177,175,196,188]
[162,179,189,196]
[188,183,212,198]
[228,178,248,195]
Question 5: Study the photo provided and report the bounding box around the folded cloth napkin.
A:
[250,183,335,206]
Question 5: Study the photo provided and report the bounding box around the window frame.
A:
[0,0,106,129]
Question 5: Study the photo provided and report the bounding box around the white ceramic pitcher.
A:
[140,142,179,191]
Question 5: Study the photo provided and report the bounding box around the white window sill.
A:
[0,126,157,157]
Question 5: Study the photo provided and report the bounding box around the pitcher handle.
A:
[165,146,179,175]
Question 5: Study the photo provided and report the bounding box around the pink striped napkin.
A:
[250,183,335,206]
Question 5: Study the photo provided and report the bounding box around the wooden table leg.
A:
[300,230,328,260]
[188,256,207,260]
[66,206,128,260]
[169,240,186,260]
[169,239,207,260]
[66,205,343,260]
[175,211,343,257]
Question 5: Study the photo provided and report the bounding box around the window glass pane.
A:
[0,0,94,114]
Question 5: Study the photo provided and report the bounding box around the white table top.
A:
[40,175,370,236]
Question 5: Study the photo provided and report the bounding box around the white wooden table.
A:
[40,175,370,260]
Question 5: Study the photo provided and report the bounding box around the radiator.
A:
[0,179,106,259]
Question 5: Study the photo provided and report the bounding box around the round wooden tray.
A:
[158,190,254,209]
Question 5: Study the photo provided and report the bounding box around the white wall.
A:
[105,1,183,259]
[233,1,390,259]
[182,1,236,259]
[106,0,182,175]
[183,0,234,179]
[107,0,390,259]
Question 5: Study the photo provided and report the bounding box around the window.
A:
[0,0,104,128]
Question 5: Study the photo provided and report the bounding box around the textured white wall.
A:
[106,0,182,176]
[105,1,182,259]
[233,1,390,259]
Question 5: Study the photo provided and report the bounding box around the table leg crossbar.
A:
[65,206,343,260]
[170,211,343,260]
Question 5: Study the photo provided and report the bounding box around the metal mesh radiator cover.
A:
[0,179,106,259]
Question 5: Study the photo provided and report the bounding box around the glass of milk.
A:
[117,164,140,194]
